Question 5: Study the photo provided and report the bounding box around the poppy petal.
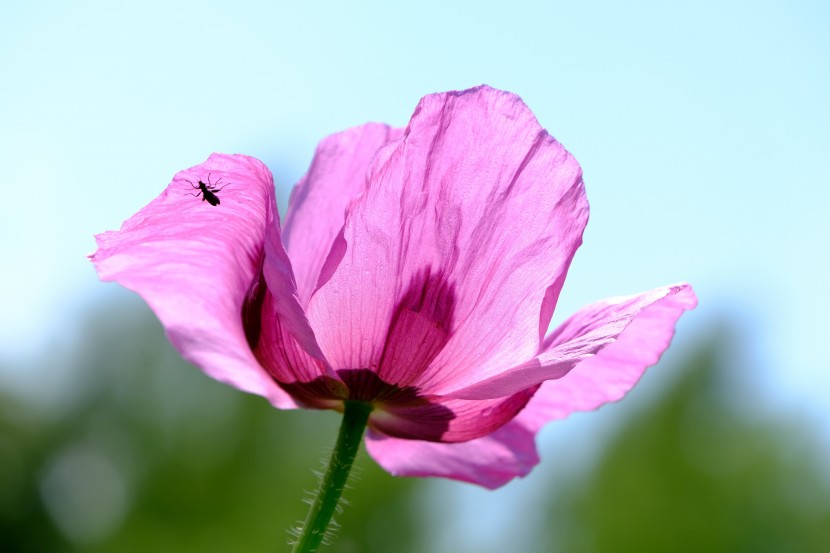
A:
[516,284,698,429]
[364,421,539,489]
[368,387,536,442]
[251,216,341,390]
[282,124,402,306]
[449,283,697,399]
[307,86,588,395]
[91,154,296,408]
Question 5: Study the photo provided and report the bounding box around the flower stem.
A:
[291,400,373,553]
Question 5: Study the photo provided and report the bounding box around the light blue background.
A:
[2,1,828,549]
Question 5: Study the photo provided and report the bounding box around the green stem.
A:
[291,400,373,553]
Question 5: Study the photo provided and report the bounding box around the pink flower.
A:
[91,86,695,489]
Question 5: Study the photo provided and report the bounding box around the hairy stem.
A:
[291,400,373,553]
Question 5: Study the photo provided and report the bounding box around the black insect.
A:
[185,173,228,206]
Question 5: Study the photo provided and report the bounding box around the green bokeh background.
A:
[2,300,827,552]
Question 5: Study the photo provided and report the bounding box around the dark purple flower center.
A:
[242,267,463,440]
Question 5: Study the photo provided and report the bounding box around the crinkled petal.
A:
[364,421,539,489]
[250,210,341,393]
[369,387,536,442]
[449,283,697,400]
[91,154,296,408]
[365,283,696,487]
[307,86,588,394]
[282,124,402,306]
[516,283,697,430]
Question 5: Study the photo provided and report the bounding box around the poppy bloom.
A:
[91,86,695,489]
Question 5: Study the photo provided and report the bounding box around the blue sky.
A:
[1,1,828,547]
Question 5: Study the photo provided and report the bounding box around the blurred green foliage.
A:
[0,299,425,553]
[541,330,830,552]
[2,301,829,552]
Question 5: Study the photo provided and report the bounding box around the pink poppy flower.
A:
[91,86,695,489]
